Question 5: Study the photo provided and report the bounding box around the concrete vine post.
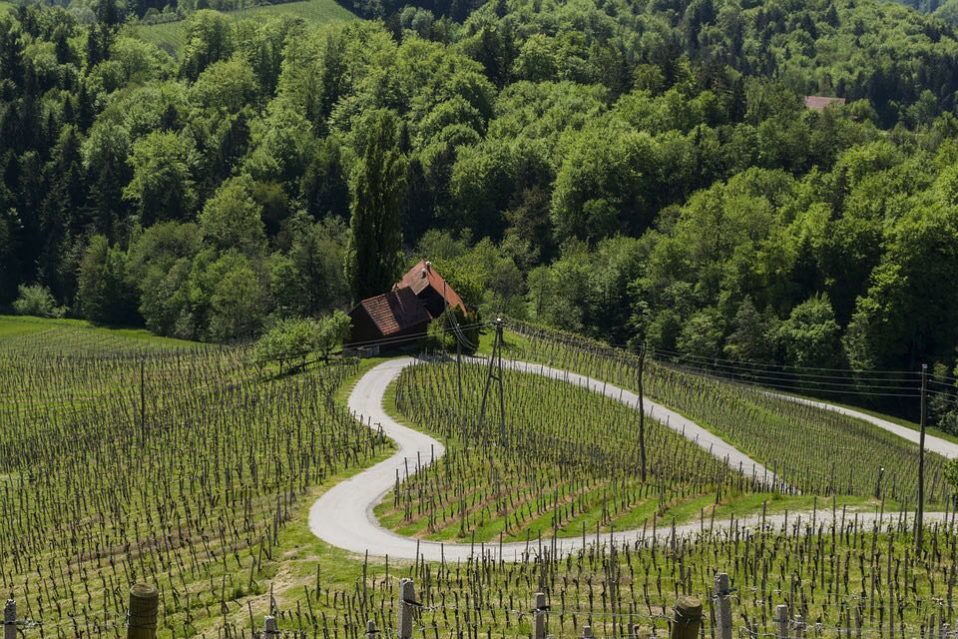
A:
[398,578,417,639]
[534,592,548,639]
[775,605,789,639]
[714,573,733,639]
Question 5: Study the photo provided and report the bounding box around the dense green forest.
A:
[4,0,958,388]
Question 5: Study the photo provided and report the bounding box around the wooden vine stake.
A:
[263,616,280,637]
[127,584,158,639]
[4,599,15,639]
[632,624,653,639]
[670,596,702,639]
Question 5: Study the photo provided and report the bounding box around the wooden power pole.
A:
[916,363,928,551]
[638,343,647,482]
[442,280,463,405]
[478,318,507,449]
[140,357,146,435]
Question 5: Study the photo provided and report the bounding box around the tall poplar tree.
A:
[345,110,408,302]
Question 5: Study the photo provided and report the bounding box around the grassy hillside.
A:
[0,314,195,352]
[133,0,355,53]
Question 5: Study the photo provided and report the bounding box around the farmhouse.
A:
[347,261,467,351]
[394,260,466,317]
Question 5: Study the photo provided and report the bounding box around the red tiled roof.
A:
[395,260,466,312]
[804,96,846,110]
[356,288,431,337]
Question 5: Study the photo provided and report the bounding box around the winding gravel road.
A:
[306,357,948,561]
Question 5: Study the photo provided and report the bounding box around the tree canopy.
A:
[5,0,958,418]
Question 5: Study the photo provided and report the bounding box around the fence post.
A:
[714,573,732,639]
[398,579,416,639]
[264,615,279,637]
[4,600,15,639]
[582,625,594,639]
[794,615,805,639]
[127,584,159,639]
[775,606,789,639]
[670,596,702,639]
[367,620,378,639]
[534,592,547,639]
[632,624,653,639]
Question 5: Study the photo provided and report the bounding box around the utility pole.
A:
[478,318,507,449]
[442,279,450,359]
[442,279,463,404]
[456,329,462,404]
[496,318,505,448]
[140,357,146,437]
[638,343,647,482]
[916,363,928,551]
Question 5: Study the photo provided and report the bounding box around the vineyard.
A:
[380,360,881,543]
[0,318,390,637]
[1,317,956,639]
[495,324,952,510]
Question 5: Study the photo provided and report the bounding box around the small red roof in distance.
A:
[804,96,846,110]
[359,288,431,337]
[395,260,466,312]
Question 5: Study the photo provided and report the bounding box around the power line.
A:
[504,320,926,400]
[650,346,920,377]
[651,359,921,398]
[649,354,920,385]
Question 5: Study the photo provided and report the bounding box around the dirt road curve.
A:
[307,358,941,560]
